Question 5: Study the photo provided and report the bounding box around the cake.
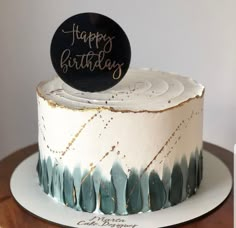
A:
[36,69,204,215]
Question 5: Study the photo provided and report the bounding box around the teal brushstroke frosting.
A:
[126,169,142,214]
[41,159,49,194]
[196,149,203,188]
[46,157,53,195]
[162,165,171,208]
[187,154,197,197]
[50,166,56,197]
[36,153,42,185]
[111,162,127,215]
[58,163,64,202]
[180,155,188,201]
[37,147,203,215]
[199,150,203,184]
[100,179,116,214]
[73,167,82,211]
[195,149,200,188]
[149,170,166,210]
[51,164,62,201]
[80,171,96,212]
[169,164,183,205]
[140,171,149,212]
[93,168,102,211]
[63,168,75,208]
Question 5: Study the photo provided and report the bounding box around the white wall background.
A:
[0,0,235,160]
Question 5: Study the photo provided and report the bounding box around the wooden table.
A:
[0,142,233,228]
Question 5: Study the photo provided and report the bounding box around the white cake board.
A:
[10,150,232,228]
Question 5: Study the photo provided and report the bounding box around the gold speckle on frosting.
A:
[36,69,204,113]
[125,108,202,204]
[80,143,118,185]
[142,109,201,174]
[61,110,101,156]
[42,110,101,157]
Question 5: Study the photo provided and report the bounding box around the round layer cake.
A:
[36,69,204,215]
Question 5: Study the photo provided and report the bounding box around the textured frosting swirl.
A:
[37,69,204,111]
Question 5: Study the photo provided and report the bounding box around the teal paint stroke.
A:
[169,164,183,205]
[140,170,149,212]
[80,171,96,212]
[126,169,142,214]
[100,179,116,214]
[37,147,203,215]
[111,162,127,215]
[149,170,166,210]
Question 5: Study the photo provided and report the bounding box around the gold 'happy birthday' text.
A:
[60,24,124,80]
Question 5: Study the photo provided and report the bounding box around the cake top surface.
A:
[37,69,204,112]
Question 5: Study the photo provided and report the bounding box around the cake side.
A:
[36,69,204,215]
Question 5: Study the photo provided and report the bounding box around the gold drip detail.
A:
[126,109,202,203]
[44,110,101,156]
[80,143,118,185]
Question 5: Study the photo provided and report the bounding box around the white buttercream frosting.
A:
[37,69,204,181]
[37,69,204,112]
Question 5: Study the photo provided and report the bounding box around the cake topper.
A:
[50,12,131,92]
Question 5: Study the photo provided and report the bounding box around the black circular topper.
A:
[50,12,131,92]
